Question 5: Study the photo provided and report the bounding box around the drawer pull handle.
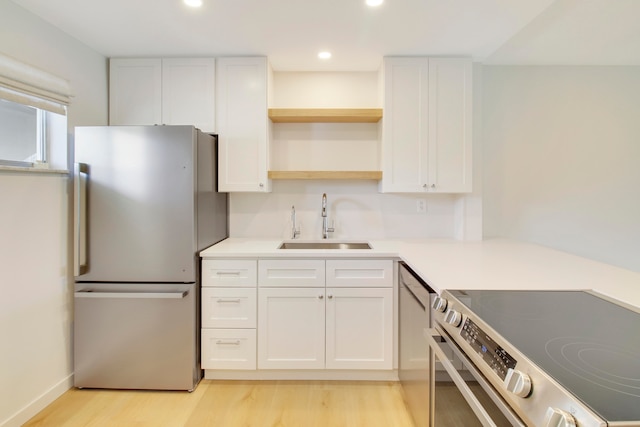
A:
[217,298,241,303]
[216,340,241,345]
[216,271,241,276]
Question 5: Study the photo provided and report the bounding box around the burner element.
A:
[545,336,640,398]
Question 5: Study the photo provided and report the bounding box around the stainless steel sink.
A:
[278,242,372,250]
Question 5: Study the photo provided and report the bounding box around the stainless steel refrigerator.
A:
[73,125,228,391]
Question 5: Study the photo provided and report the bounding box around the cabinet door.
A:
[109,58,162,125]
[381,57,429,193]
[325,287,393,370]
[162,58,216,133]
[257,287,325,369]
[216,57,270,192]
[428,58,472,193]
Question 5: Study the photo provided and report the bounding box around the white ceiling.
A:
[9,0,640,71]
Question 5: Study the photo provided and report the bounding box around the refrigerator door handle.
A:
[74,162,89,276]
[75,290,189,299]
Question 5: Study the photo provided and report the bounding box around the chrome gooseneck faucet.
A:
[321,193,335,239]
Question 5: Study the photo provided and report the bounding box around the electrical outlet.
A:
[416,199,427,213]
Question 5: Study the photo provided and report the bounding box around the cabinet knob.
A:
[543,408,576,427]
[259,183,264,188]
[328,295,333,299]
[431,184,436,189]
[422,184,427,188]
[318,295,324,299]
[504,369,532,398]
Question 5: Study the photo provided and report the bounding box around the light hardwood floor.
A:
[23,380,416,427]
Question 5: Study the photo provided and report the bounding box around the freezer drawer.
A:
[74,283,200,391]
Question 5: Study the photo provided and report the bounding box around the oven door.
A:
[426,326,526,427]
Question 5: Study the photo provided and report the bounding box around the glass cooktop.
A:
[449,290,640,423]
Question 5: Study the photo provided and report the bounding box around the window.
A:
[0,52,70,169]
[0,99,44,166]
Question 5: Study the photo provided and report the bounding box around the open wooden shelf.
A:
[268,108,383,123]
[268,170,383,180]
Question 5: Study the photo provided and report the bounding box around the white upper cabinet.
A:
[109,58,162,126]
[216,57,271,192]
[109,58,216,133]
[381,57,472,193]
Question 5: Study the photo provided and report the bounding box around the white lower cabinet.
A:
[257,259,394,371]
[201,259,258,370]
[203,257,395,376]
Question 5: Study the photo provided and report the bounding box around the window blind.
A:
[0,52,71,115]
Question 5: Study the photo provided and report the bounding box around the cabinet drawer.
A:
[258,259,325,287]
[202,260,257,287]
[201,328,256,370]
[202,288,256,328]
[326,260,393,287]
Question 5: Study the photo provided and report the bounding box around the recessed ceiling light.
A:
[366,0,383,6]
[184,0,203,7]
[318,51,332,60]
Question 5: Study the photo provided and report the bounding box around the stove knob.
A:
[444,309,462,327]
[543,407,576,427]
[432,296,448,313]
[504,368,532,398]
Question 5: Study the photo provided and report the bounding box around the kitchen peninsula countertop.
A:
[200,237,640,309]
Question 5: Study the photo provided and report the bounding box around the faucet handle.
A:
[327,219,335,234]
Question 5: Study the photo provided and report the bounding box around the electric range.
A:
[432,289,640,426]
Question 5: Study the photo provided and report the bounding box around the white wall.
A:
[0,1,108,426]
[482,66,640,272]
[230,181,460,240]
[272,72,381,108]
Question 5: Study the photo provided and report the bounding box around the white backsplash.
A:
[229,180,463,240]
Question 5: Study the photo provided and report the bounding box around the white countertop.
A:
[201,237,640,308]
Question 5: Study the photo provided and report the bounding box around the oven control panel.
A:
[461,318,517,380]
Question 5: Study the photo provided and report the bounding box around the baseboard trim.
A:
[204,369,399,381]
[1,374,73,427]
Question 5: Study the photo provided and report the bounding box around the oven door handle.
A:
[425,328,526,427]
